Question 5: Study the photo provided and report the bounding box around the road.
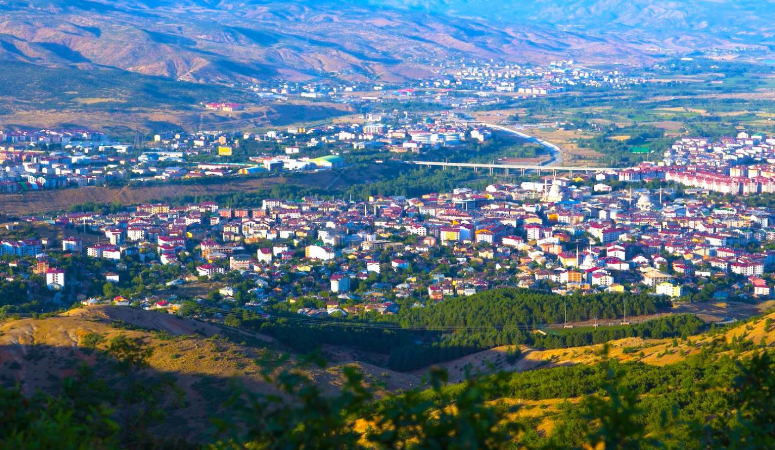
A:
[478,122,565,167]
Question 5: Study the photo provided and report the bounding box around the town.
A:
[3,127,775,324]
[0,115,494,192]
[249,58,655,104]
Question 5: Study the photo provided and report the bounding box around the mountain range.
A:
[0,0,772,85]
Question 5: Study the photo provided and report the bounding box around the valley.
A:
[4,1,775,449]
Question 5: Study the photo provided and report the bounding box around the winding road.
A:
[477,122,565,167]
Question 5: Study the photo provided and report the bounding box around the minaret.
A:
[576,244,580,266]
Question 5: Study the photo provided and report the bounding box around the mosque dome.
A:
[544,183,565,203]
[637,193,653,211]
[581,252,597,269]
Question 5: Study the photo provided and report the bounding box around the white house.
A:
[197,264,224,278]
[62,237,83,253]
[366,260,381,274]
[46,268,65,290]
[305,245,336,261]
[256,248,273,264]
[331,273,351,293]
[105,273,120,283]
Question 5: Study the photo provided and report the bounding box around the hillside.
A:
[431,307,775,383]
[0,306,421,442]
[1,0,768,91]
[382,0,775,38]
[3,303,772,394]
[0,0,546,84]
[2,304,775,447]
[1,0,772,133]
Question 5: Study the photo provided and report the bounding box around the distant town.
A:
[250,59,655,105]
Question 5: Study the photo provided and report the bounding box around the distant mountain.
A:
[0,0,569,84]
[0,0,771,86]
[376,0,775,38]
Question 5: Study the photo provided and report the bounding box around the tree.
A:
[103,282,115,299]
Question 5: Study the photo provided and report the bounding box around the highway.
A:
[413,122,615,174]
[478,122,565,167]
[412,160,615,174]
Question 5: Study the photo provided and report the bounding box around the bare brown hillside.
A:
[0,0,673,89]
[0,306,422,441]
[0,171,347,215]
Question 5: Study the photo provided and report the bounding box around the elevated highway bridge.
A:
[412,160,617,176]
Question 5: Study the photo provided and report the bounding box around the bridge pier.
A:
[505,168,509,176]
[521,168,525,176]
[490,167,493,176]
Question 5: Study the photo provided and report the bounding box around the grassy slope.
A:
[2,303,774,441]
[406,309,775,438]
[0,306,421,441]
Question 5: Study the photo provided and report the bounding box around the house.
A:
[305,245,336,261]
[656,282,683,298]
[366,260,381,274]
[731,260,764,277]
[256,248,273,264]
[105,272,120,283]
[324,301,348,316]
[45,268,65,290]
[607,244,631,261]
[87,243,113,258]
[751,277,771,297]
[565,271,584,284]
[331,273,351,293]
[62,237,83,253]
[502,236,524,248]
[440,227,461,244]
[105,228,125,246]
[591,270,614,286]
[158,235,186,250]
[113,296,131,306]
[673,262,694,275]
[643,270,673,287]
[197,264,224,278]
[391,259,409,270]
[103,248,122,261]
[160,253,179,265]
[230,254,252,272]
[558,252,579,268]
